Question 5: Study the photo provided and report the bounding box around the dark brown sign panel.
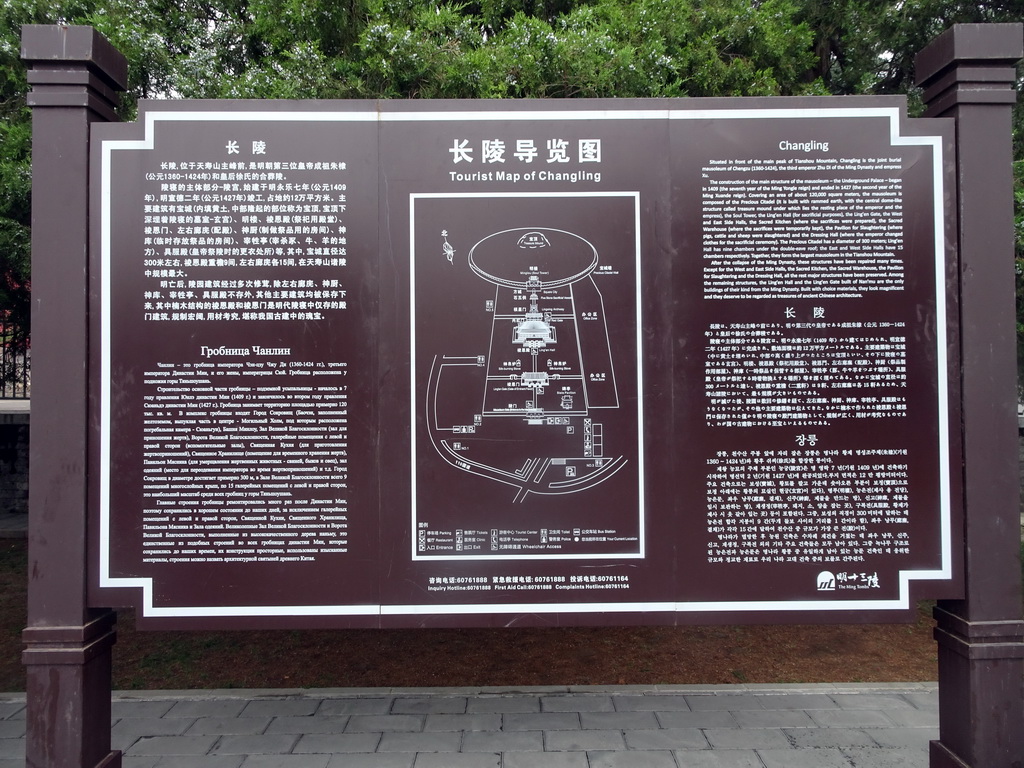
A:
[89,99,960,628]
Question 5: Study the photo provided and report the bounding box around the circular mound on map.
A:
[468,228,598,288]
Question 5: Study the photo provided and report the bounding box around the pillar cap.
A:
[916,23,1023,88]
[21,25,127,92]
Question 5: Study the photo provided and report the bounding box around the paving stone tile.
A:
[732,709,816,728]
[624,727,709,750]
[757,747,853,767]
[880,709,938,728]
[0,720,24,738]
[867,727,938,748]
[267,716,350,734]
[542,696,614,713]
[466,696,541,714]
[544,729,625,751]
[685,695,766,712]
[113,717,197,751]
[808,709,895,728]
[840,747,929,768]
[113,717,195,738]
[125,735,220,756]
[326,755,413,768]
[501,754,588,768]
[240,700,322,718]
[168,700,251,718]
[391,698,467,715]
[0,739,23,761]
[318,699,393,716]
[829,694,916,711]
[376,731,462,752]
[503,712,580,731]
[655,710,738,729]
[114,737,146,753]
[668,751,763,768]
[153,757,245,768]
[581,708,659,729]
[587,751,677,768]
[391,692,475,704]
[412,754,499,768]
[0,704,24,720]
[240,756,329,768]
[462,730,544,752]
[210,733,300,755]
[186,717,272,735]
[121,757,161,768]
[612,695,690,712]
[346,715,424,733]
[755,694,839,711]
[783,727,878,748]
[579,711,659,730]
[112,701,176,719]
[293,733,383,753]
[423,713,501,731]
[901,692,939,711]
[703,727,793,750]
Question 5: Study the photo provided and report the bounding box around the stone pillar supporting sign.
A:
[20,25,126,768]
[916,22,1024,768]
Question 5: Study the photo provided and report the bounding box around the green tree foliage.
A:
[342,0,819,99]
[1,0,1023,385]
[796,1,1023,96]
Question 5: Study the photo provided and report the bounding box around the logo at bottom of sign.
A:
[817,571,837,591]
[817,570,882,592]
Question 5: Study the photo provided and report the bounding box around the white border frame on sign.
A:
[97,105,949,618]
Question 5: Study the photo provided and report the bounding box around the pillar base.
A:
[23,612,121,768]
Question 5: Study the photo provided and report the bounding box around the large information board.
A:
[89,98,960,627]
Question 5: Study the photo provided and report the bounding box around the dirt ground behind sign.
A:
[1,539,941,691]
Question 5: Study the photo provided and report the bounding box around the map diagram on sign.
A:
[411,193,643,560]
[426,226,624,502]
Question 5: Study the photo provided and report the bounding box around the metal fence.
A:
[0,326,30,399]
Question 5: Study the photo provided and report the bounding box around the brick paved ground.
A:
[0,683,939,768]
